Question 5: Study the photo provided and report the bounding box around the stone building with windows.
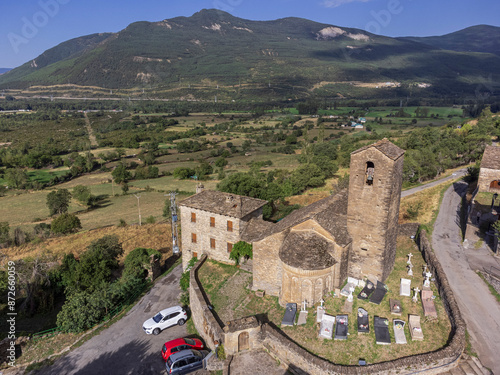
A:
[179,189,267,270]
[179,139,405,306]
[477,145,500,192]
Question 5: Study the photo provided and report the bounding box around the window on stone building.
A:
[210,238,216,249]
[361,247,368,251]
[227,242,233,253]
[210,217,215,227]
[191,212,196,223]
[193,251,198,258]
[191,233,197,243]
[227,220,233,232]
[366,161,375,185]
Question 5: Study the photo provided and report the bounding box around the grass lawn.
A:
[198,236,451,366]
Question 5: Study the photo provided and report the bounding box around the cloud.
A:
[321,0,373,8]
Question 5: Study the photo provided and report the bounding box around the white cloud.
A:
[321,0,373,8]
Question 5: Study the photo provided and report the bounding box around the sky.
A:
[1,0,499,68]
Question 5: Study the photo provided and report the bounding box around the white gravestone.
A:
[413,287,420,303]
[407,253,413,264]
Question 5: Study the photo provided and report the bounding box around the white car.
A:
[143,306,187,335]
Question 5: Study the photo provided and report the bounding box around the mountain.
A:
[401,25,500,56]
[1,10,499,99]
[0,68,11,75]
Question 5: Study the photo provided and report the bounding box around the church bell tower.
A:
[347,139,405,281]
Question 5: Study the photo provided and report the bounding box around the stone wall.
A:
[223,316,261,356]
[252,231,285,296]
[262,323,460,375]
[478,167,500,192]
[347,147,404,282]
[479,270,500,294]
[181,207,244,270]
[189,255,225,350]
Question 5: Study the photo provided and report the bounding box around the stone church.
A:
[179,139,405,306]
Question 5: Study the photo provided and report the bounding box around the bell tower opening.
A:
[366,161,375,185]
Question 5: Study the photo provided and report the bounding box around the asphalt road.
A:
[401,169,467,198]
[37,265,188,375]
[431,181,500,374]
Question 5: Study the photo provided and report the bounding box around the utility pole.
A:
[169,192,180,254]
[134,194,142,226]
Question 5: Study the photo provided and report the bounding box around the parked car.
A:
[165,349,209,374]
[142,306,187,335]
[162,337,204,361]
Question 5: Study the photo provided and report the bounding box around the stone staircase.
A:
[440,355,492,375]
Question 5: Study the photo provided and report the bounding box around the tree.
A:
[123,247,161,280]
[111,163,131,184]
[215,157,228,169]
[195,161,213,181]
[229,241,253,265]
[73,185,91,204]
[173,167,195,180]
[56,288,112,332]
[46,189,71,216]
[51,213,82,234]
[121,182,129,195]
[60,235,124,295]
[5,168,29,189]
[15,253,57,315]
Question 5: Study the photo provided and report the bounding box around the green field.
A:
[366,107,464,118]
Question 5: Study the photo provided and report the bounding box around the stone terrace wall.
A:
[189,255,225,350]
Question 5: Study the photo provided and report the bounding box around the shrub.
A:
[229,241,253,265]
[117,219,127,227]
[180,257,197,291]
[123,248,161,280]
[51,213,82,234]
[145,215,156,224]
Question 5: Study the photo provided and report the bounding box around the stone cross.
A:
[407,263,413,276]
[320,298,325,307]
[302,300,308,312]
[413,287,420,303]
[347,286,354,302]
[424,271,432,287]
[407,253,413,264]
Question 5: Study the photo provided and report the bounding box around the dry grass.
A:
[2,223,174,263]
[399,184,445,224]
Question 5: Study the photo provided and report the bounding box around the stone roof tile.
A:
[179,190,267,219]
[279,231,336,270]
[480,145,500,170]
[351,138,405,160]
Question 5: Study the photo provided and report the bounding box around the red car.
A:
[161,338,204,361]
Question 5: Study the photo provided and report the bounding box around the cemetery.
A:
[192,235,453,366]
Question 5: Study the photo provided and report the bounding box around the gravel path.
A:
[432,182,500,374]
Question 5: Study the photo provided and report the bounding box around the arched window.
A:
[366,161,375,185]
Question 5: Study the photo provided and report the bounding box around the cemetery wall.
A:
[189,255,225,350]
